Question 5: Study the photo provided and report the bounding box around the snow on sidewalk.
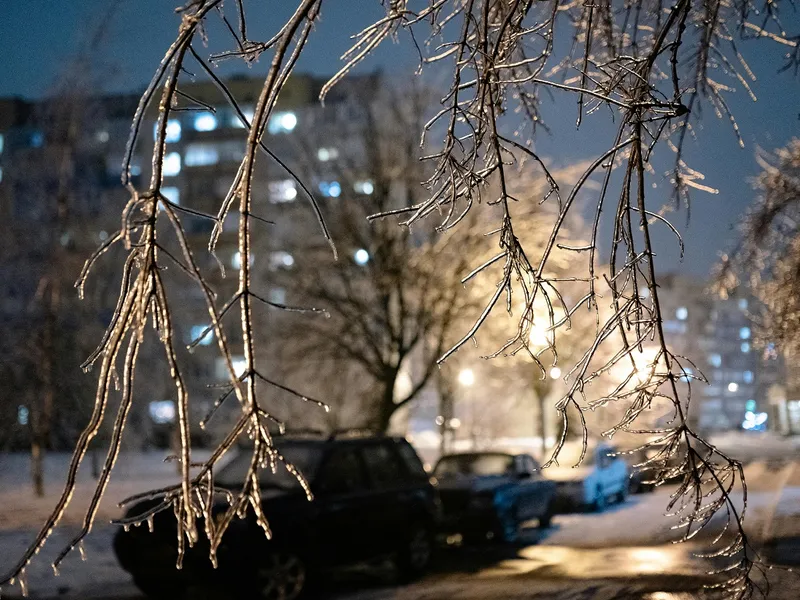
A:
[0,450,217,599]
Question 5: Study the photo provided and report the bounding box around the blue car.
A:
[433,452,556,543]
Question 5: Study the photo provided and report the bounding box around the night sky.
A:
[1,0,798,277]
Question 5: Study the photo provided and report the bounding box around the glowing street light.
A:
[458,368,475,387]
[549,366,562,380]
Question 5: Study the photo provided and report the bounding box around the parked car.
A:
[433,451,557,544]
[114,433,438,600]
[624,448,657,494]
[547,442,629,511]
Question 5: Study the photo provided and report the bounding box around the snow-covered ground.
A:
[1,452,797,599]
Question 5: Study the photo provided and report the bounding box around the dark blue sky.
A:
[1,0,798,277]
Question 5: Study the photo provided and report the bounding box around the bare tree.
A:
[718,140,800,357]
[2,1,797,598]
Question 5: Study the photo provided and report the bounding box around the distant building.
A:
[655,274,780,432]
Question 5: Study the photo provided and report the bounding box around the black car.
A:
[114,433,438,599]
[433,452,556,544]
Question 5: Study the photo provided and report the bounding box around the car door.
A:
[360,441,411,555]
[515,455,550,520]
[313,444,374,565]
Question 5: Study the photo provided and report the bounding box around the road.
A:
[2,459,799,600]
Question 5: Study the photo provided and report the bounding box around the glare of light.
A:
[165,119,182,142]
[149,400,176,424]
[163,152,181,176]
[458,369,475,387]
[639,286,650,299]
[449,418,461,429]
[709,353,722,367]
[435,415,445,426]
[528,324,550,350]
[190,325,213,346]
[17,405,29,426]
[728,382,739,392]
[549,367,562,380]
[193,112,218,132]
[354,180,374,194]
[739,327,751,340]
[279,112,297,131]
[161,186,180,207]
[232,358,248,378]
[232,252,242,270]
[281,253,294,267]
[629,548,676,574]
[317,147,339,161]
[98,230,108,241]
[741,342,750,353]
[745,399,757,412]
[675,306,688,321]
[742,411,768,430]
[743,370,754,384]
[96,130,109,143]
[354,249,370,265]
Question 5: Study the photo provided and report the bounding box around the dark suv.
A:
[114,433,438,599]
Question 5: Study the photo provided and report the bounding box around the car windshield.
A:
[217,441,323,489]
[434,454,514,478]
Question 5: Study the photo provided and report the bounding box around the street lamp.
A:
[549,366,562,380]
[458,368,475,387]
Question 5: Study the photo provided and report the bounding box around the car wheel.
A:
[255,551,308,600]
[592,486,607,512]
[396,523,433,582]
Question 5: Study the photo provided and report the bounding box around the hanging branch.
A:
[2,1,797,598]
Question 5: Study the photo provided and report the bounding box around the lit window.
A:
[317,147,339,161]
[161,186,180,206]
[354,249,370,266]
[189,325,214,346]
[268,179,297,202]
[149,400,176,424]
[269,251,295,270]
[354,180,374,195]
[193,111,218,132]
[185,144,220,166]
[231,251,253,269]
[709,353,722,368]
[269,287,287,305]
[232,357,248,377]
[727,382,739,393]
[743,370,754,384]
[739,327,751,340]
[0,133,4,153]
[163,152,181,176]
[231,107,254,128]
[741,342,750,353]
[675,307,688,320]
[268,111,297,134]
[17,405,28,425]
[0,167,3,184]
[738,298,748,310]
[745,399,757,412]
[319,181,341,198]
[30,131,44,147]
[153,119,182,143]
